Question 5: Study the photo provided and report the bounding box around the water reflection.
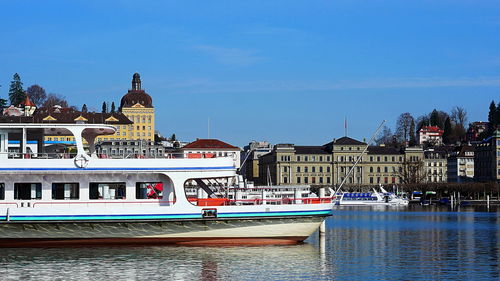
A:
[0,206,498,280]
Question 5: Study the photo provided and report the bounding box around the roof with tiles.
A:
[182,139,239,150]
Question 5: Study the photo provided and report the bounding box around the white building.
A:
[447,145,474,182]
[419,126,444,145]
[181,138,241,168]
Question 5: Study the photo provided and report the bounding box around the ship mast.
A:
[333,120,386,197]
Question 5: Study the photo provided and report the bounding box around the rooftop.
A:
[182,139,239,150]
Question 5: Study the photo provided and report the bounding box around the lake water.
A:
[0,205,499,280]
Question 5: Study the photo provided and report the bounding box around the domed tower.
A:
[119,73,155,141]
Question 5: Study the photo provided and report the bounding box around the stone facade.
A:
[258,136,425,187]
[447,145,474,183]
[474,131,500,183]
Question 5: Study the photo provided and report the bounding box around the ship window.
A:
[52,183,79,200]
[89,182,126,200]
[14,183,42,200]
[136,182,164,199]
[0,183,4,200]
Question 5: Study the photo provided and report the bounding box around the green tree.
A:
[169,133,177,141]
[0,98,7,109]
[102,102,107,113]
[8,73,26,106]
[443,117,452,144]
[81,104,88,113]
[429,109,439,127]
[487,101,497,134]
[111,102,116,113]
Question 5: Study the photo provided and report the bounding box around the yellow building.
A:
[43,73,155,143]
[115,73,155,141]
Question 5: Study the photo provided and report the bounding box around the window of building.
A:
[377,156,381,161]
[327,156,331,162]
[327,177,331,184]
[327,167,331,173]
[370,177,373,184]
[320,167,323,173]
[312,177,316,184]
[392,157,395,161]
[392,177,396,183]
[305,167,309,173]
[142,126,146,130]
[319,156,323,161]
[52,183,79,200]
[89,182,126,200]
[319,177,323,184]
[304,177,309,183]
[283,177,288,183]
[370,156,373,162]
[0,183,4,200]
[377,177,380,184]
[14,183,42,200]
[377,167,380,173]
[384,177,388,184]
[297,167,301,173]
[136,182,164,199]
[283,167,288,172]
[297,177,301,183]
[297,156,301,161]
[305,156,309,161]
[384,167,388,173]
[312,167,316,172]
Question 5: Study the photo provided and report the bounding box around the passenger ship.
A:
[0,123,333,247]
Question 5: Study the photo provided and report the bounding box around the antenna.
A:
[345,117,348,137]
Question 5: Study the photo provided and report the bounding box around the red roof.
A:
[20,95,36,107]
[183,139,238,150]
[420,126,444,134]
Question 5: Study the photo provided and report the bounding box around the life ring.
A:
[74,154,90,168]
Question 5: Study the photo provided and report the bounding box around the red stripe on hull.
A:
[0,237,307,248]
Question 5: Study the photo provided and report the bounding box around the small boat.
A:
[335,186,409,206]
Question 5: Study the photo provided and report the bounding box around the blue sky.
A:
[0,0,499,147]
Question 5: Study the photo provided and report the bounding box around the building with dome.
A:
[114,73,156,141]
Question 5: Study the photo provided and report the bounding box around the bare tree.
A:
[42,93,69,108]
[398,158,427,184]
[374,126,394,145]
[26,85,47,107]
[451,106,468,128]
[396,113,414,145]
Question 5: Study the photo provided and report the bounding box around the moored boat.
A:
[0,123,333,247]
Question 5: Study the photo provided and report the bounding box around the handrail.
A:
[0,151,238,160]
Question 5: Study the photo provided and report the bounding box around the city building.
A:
[258,136,425,187]
[419,126,444,145]
[474,130,500,183]
[447,145,474,183]
[117,73,155,141]
[466,121,488,143]
[423,147,449,183]
[181,139,241,168]
[95,140,165,158]
[241,141,273,184]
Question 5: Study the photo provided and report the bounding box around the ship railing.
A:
[0,152,238,160]
[189,197,333,206]
[1,152,75,159]
[95,152,238,159]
